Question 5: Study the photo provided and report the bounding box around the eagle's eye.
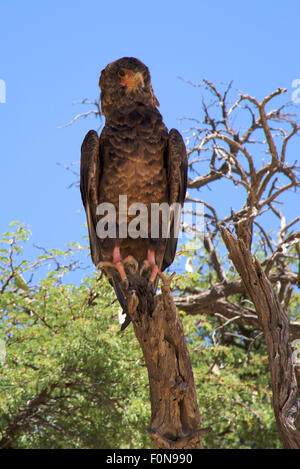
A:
[118,69,126,78]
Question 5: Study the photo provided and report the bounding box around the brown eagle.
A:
[80,57,187,329]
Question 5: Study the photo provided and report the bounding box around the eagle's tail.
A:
[110,275,132,331]
[110,272,159,332]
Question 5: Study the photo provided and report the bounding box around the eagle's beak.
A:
[121,71,144,89]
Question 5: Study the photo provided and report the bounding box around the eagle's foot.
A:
[140,250,167,285]
[97,248,138,287]
[140,259,151,278]
[120,278,129,291]
[160,272,176,289]
[153,269,168,285]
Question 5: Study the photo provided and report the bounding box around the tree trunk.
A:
[220,226,300,449]
[125,276,208,449]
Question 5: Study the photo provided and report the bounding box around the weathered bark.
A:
[220,226,300,449]
[125,275,209,449]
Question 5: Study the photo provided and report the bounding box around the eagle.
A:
[80,57,187,329]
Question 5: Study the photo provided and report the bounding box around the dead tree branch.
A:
[124,276,210,449]
[220,227,300,449]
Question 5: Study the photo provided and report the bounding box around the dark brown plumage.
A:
[80,57,187,329]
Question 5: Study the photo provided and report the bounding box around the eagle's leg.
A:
[97,246,138,289]
[140,249,167,284]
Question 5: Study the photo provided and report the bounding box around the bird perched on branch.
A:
[80,57,187,329]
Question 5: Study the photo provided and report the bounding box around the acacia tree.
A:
[0,223,283,449]
[0,225,152,449]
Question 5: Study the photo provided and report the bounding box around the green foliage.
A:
[0,224,150,449]
[0,224,288,448]
[182,314,281,448]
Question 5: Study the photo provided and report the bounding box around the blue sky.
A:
[0,0,299,282]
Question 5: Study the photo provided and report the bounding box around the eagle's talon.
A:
[149,264,159,283]
[97,248,128,283]
[121,278,130,290]
[97,260,114,272]
[157,270,170,286]
[140,260,151,277]
[140,252,165,284]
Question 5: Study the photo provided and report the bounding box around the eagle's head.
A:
[99,57,159,117]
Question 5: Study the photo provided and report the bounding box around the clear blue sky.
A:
[0,0,299,281]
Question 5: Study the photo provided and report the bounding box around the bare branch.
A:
[220,226,300,448]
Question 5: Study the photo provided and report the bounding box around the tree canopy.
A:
[0,223,284,448]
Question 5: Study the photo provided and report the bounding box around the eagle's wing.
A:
[80,130,102,266]
[162,128,188,271]
[80,129,131,330]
